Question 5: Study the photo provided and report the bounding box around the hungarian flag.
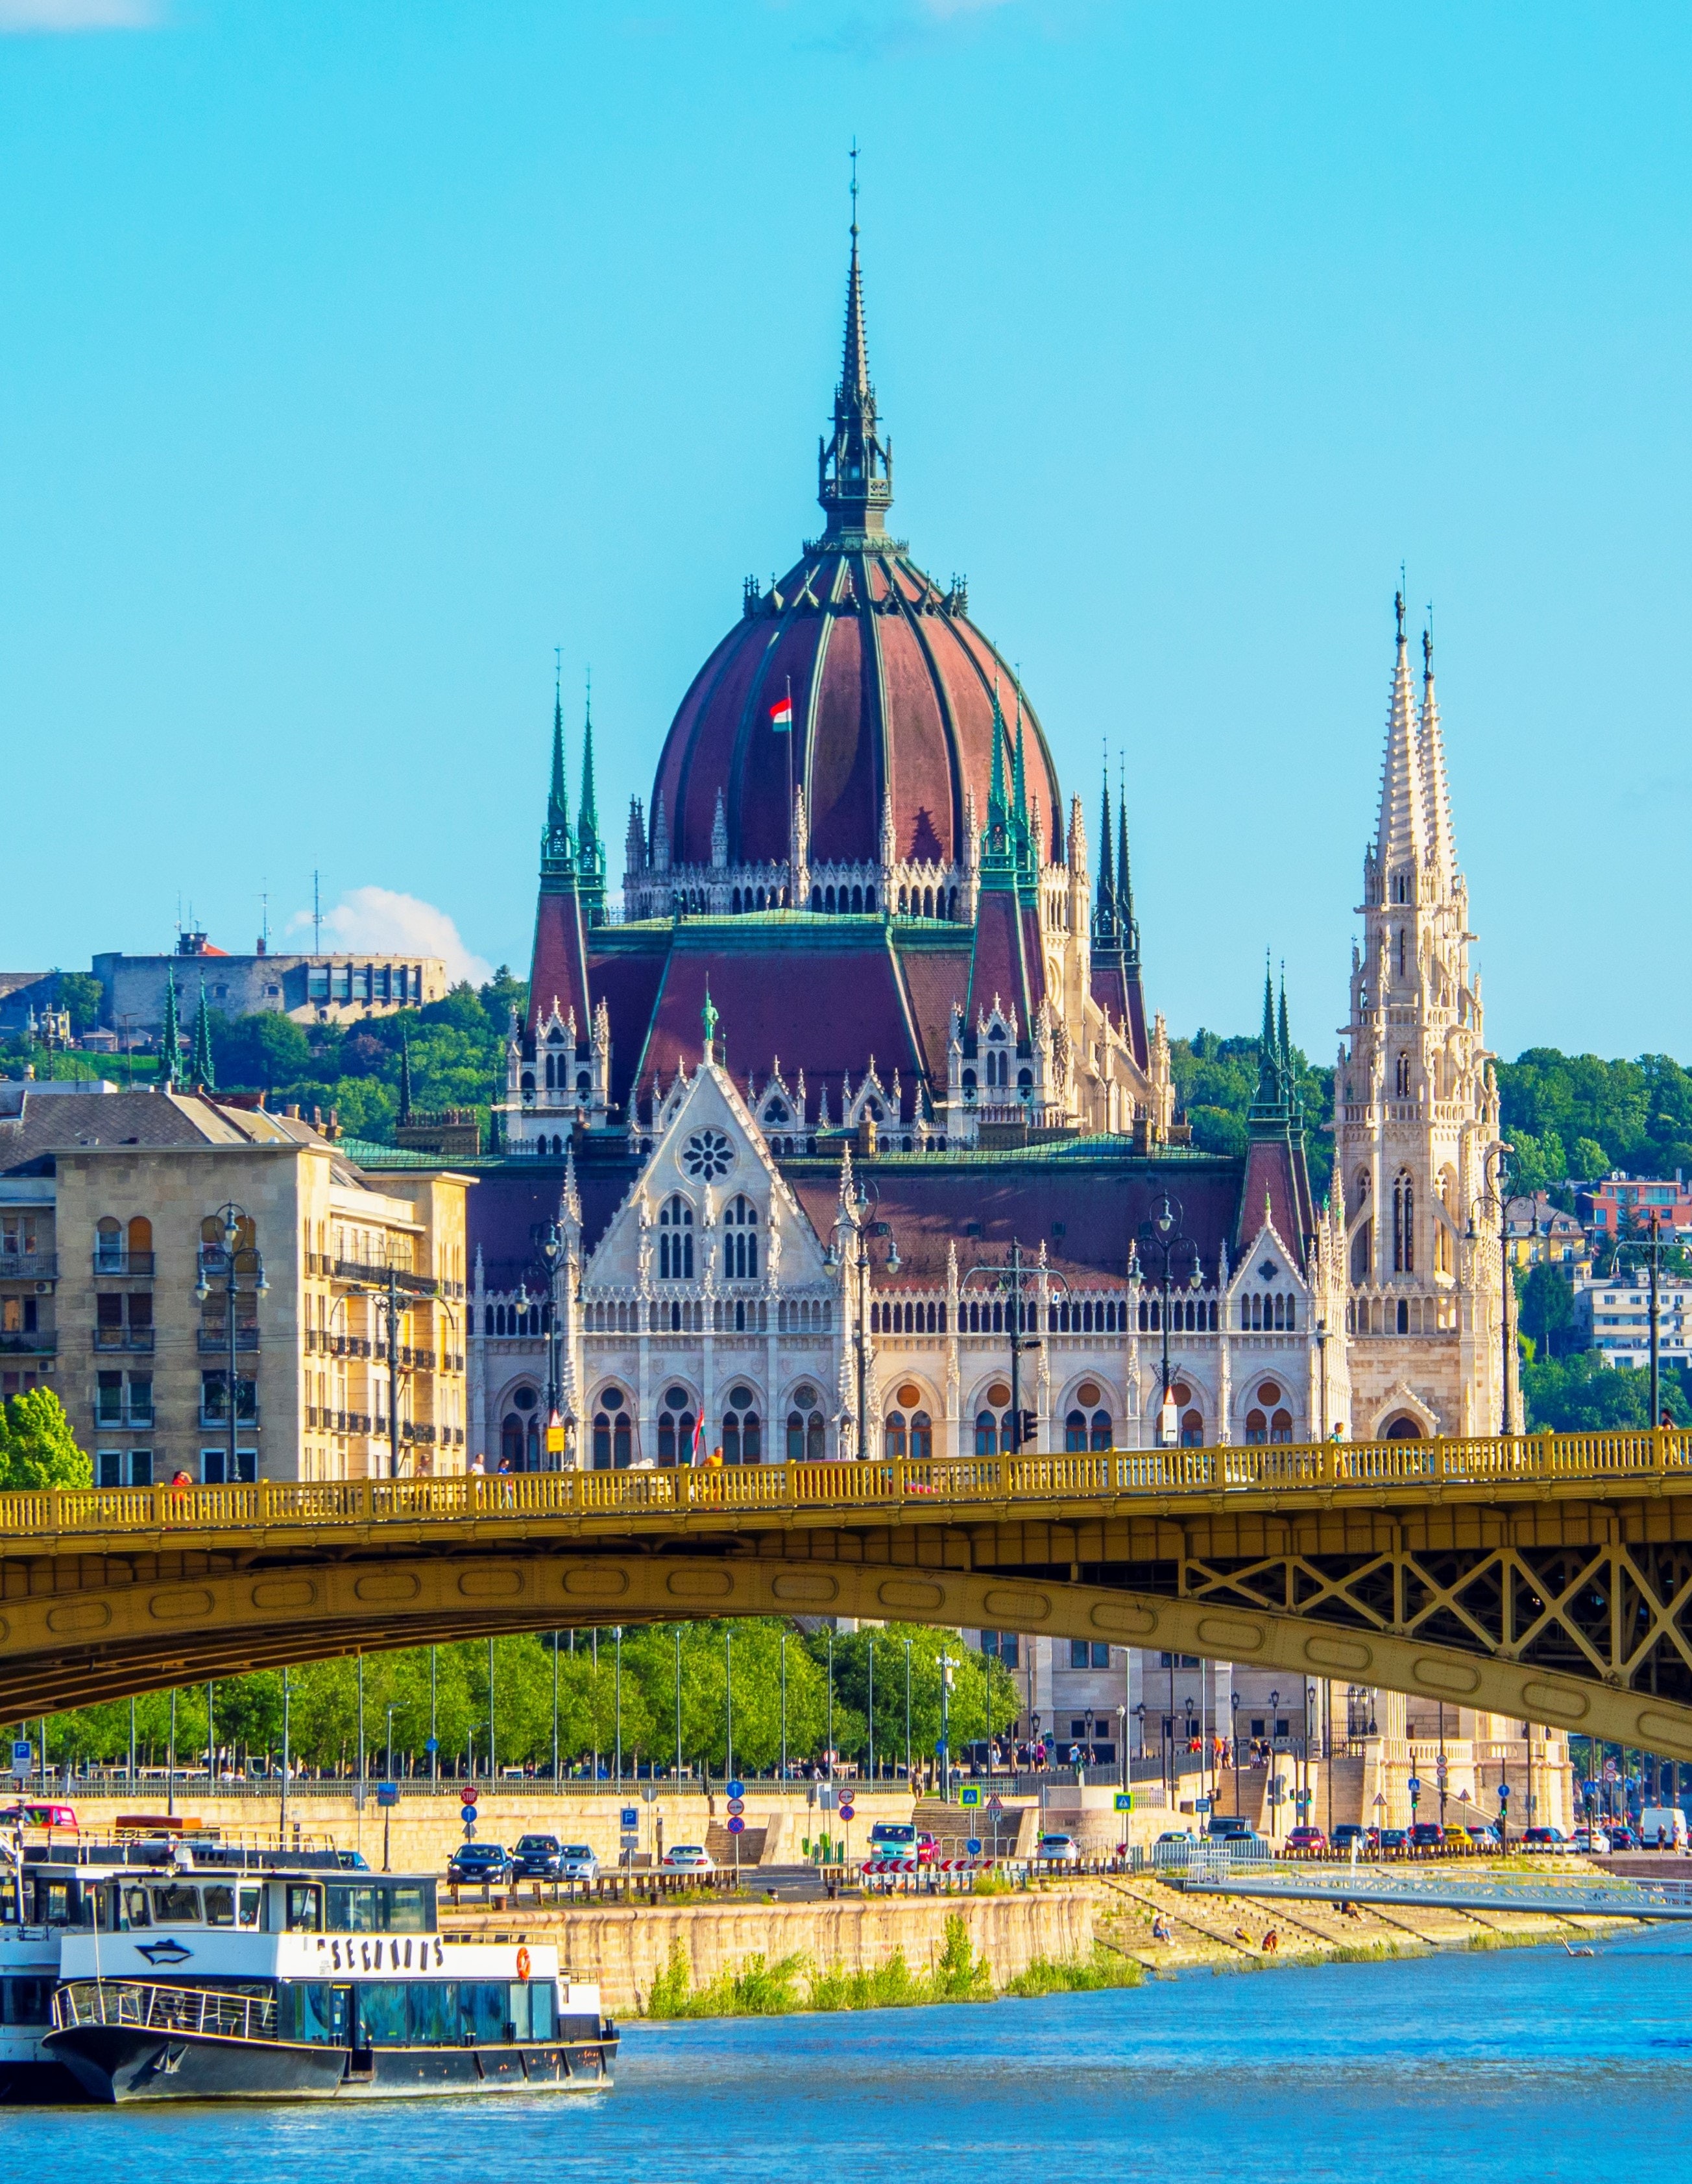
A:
[769,695,793,733]
[691,1413,705,1465]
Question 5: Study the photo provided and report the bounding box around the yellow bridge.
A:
[8,1427,1692,1757]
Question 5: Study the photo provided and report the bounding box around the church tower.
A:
[1335,597,1516,1439]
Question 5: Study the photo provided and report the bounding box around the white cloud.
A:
[286,887,493,989]
[0,0,158,29]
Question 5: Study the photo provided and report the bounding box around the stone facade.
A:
[92,942,447,1037]
[0,1086,470,1483]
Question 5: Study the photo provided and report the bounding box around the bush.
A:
[1000,1946,1143,1997]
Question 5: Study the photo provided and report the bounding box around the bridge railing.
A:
[8,1427,1692,1539]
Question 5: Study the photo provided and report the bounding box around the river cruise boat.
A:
[0,1843,380,2102]
[43,1862,617,2103]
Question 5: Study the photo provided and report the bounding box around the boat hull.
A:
[43,2026,618,2104]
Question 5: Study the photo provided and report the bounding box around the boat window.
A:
[385,1886,431,1933]
[119,1885,151,1930]
[325,1883,381,1932]
[354,1983,411,2046]
[151,1884,201,1925]
[285,1884,322,1932]
[407,1982,456,2044]
[462,1980,511,2044]
[0,1976,53,2024]
[38,1881,72,1926]
[239,1886,264,1928]
[203,1884,236,1926]
[511,1981,555,2041]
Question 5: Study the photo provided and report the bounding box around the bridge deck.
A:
[4,1426,1691,1549]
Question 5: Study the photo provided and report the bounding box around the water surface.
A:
[10,1930,1688,2183]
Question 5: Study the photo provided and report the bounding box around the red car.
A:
[1285,1826,1327,1854]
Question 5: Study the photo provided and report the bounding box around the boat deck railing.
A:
[53,1979,278,2043]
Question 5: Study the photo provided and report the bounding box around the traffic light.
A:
[1019,1411,1038,1449]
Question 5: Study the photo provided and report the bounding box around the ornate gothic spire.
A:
[817,149,893,542]
[1117,782,1139,968]
[159,968,181,1092]
[1419,622,1458,898]
[1094,770,1116,943]
[575,675,606,923]
[542,675,574,877]
[190,978,215,1092]
[1375,589,1427,885]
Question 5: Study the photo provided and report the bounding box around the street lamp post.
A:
[1466,1145,1516,1437]
[903,1638,913,1784]
[960,1246,1068,1456]
[1231,1690,1241,1817]
[1134,1194,1202,1448]
[538,1221,569,1469]
[826,1175,899,1459]
[195,1202,268,1484]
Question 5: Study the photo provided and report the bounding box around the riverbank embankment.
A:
[435,1867,1635,2017]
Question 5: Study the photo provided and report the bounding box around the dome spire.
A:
[818,142,893,544]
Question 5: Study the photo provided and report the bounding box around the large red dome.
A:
[646,224,1061,881]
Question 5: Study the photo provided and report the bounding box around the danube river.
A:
[10,1929,1690,2181]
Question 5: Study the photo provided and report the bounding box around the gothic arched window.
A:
[786,1384,824,1463]
[659,1195,694,1280]
[724,1195,759,1280]
[1393,1171,1415,1273]
[721,1383,760,1465]
[657,1384,695,1467]
[1396,1052,1411,1098]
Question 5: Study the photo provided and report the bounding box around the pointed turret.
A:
[1250,959,1281,1124]
[159,968,181,1091]
[575,679,606,924]
[542,676,573,874]
[1240,958,1316,1254]
[1374,590,1427,889]
[1419,623,1457,898]
[1277,966,1293,1088]
[1093,771,1116,944]
[190,978,216,1092]
[817,154,894,542]
[1118,790,1137,966]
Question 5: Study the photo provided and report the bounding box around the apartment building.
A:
[92,930,448,1036]
[1573,1273,1692,1367]
[0,1083,470,1484]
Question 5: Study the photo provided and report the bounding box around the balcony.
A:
[95,1401,154,1430]
[0,1253,57,1282]
[333,1257,438,1299]
[197,1327,260,1353]
[0,1332,57,1356]
[93,1251,155,1278]
[93,1328,154,1353]
[199,1406,259,1430]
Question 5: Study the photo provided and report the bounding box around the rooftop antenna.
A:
[259,887,270,954]
[313,869,322,956]
[850,136,859,235]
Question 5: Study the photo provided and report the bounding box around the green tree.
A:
[211,1011,313,1091]
[0,1389,90,1489]
[53,971,105,1035]
[1523,1352,1692,1433]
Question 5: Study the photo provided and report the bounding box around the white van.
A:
[1638,1806,1688,1849]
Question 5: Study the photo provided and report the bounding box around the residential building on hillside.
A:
[1573,1273,1692,1367]
[0,1083,470,1482]
[1578,1174,1692,1251]
[92,930,448,1038]
[1503,1192,1589,1275]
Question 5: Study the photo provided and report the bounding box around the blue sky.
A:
[3,0,1689,1064]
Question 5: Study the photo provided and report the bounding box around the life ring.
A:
[516,1945,532,1982]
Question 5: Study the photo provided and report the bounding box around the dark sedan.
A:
[513,1833,566,1880]
[447,1842,513,1885]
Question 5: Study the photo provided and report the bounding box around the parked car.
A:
[1330,1823,1368,1853]
[867,1822,939,1865]
[558,1843,599,1883]
[1285,1826,1327,1854]
[1377,1829,1409,1854]
[1571,1829,1612,1855]
[1608,1825,1638,1850]
[511,1833,565,1880]
[1639,1806,1689,1849]
[1156,1829,1196,1845]
[1407,1823,1445,1850]
[1465,1825,1500,1849]
[0,1802,78,1832]
[447,1842,512,1886]
[1521,1827,1569,1852]
[662,1844,716,1871]
[1037,1832,1082,1866]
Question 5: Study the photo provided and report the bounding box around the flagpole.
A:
[785,673,794,909]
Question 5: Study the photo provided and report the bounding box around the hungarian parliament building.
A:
[463,219,1516,1487]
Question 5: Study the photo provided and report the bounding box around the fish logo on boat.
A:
[136,1939,195,1966]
